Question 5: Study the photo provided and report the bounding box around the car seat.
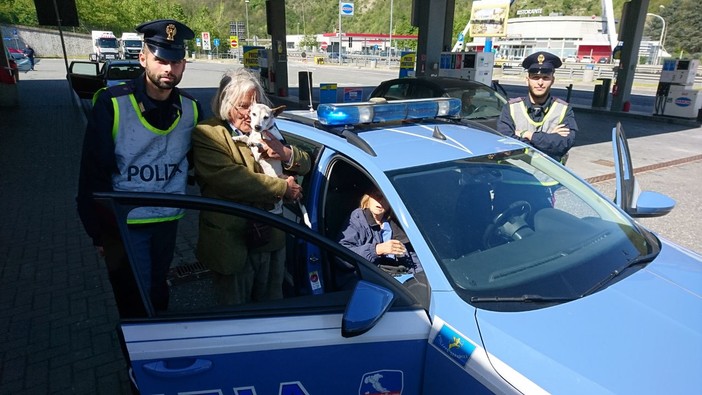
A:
[453,182,494,256]
[107,68,124,80]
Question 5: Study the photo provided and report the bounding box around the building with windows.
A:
[468,15,614,63]
[467,14,671,65]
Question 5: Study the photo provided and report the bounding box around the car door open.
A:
[67,61,103,99]
[93,191,431,394]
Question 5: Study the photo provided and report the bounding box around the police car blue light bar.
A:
[317,98,461,126]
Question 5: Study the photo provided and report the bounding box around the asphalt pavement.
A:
[0,59,700,394]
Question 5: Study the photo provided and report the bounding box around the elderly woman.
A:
[192,68,310,305]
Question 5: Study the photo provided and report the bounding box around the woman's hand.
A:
[284,176,302,201]
[375,239,407,256]
[260,130,292,162]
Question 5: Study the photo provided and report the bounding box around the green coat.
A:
[192,117,311,275]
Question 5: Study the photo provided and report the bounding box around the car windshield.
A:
[98,38,118,48]
[389,148,659,310]
[444,85,506,120]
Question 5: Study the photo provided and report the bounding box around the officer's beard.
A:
[146,68,181,90]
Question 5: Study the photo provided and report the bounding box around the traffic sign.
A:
[229,21,246,36]
[213,38,220,48]
[340,2,354,16]
[201,32,211,51]
[230,35,239,49]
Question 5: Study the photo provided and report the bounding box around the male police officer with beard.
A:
[496,51,577,164]
[77,19,202,318]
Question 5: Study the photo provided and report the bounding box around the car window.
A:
[322,158,430,308]
[70,62,99,76]
[409,83,435,99]
[102,196,421,318]
[388,148,658,310]
[383,83,411,100]
[446,85,505,119]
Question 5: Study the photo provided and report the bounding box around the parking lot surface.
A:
[1,61,700,393]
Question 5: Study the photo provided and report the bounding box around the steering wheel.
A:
[473,105,488,113]
[483,200,532,248]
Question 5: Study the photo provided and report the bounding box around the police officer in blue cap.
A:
[77,19,202,318]
[496,51,578,164]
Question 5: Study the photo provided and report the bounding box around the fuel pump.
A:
[437,51,494,85]
[655,59,701,118]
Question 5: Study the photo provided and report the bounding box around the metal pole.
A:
[338,1,342,65]
[302,0,306,35]
[245,0,250,47]
[646,13,665,65]
[388,0,393,65]
[51,0,69,73]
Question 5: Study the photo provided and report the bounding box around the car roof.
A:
[379,76,490,91]
[104,60,141,66]
[280,108,524,172]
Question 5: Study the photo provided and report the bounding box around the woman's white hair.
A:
[211,68,271,121]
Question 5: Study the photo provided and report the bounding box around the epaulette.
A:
[508,97,525,104]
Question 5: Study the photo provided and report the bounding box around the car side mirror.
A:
[612,122,675,217]
[342,281,395,338]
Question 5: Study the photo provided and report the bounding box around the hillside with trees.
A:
[1,0,700,59]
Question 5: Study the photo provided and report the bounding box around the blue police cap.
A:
[522,51,562,75]
[136,19,195,61]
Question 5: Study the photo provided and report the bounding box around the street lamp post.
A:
[387,0,393,65]
[245,0,250,47]
[646,13,666,65]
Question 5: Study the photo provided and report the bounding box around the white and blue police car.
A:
[97,98,702,394]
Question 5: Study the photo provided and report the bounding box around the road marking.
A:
[586,154,702,184]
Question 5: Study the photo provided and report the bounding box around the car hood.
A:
[475,241,702,394]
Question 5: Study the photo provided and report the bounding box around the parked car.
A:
[563,55,578,63]
[7,48,32,72]
[580,55,595,63]
[98,98,699,394]
[598,56,610,64]
[368,76,508,129]
[66,59,144,99]
[327,52,348,61]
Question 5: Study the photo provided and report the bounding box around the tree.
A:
[660,0,702,57]
[298,33,318,51]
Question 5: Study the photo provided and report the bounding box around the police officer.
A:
[77,19,202,318]
[496,51,578,163]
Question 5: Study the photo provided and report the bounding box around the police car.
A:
[98,98,702,394]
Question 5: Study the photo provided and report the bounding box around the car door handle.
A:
[142,358,213,378]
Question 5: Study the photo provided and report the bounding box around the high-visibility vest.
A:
[110,86,197,224]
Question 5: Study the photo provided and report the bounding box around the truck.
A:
[90,31,119,62]
[119,32,143,60]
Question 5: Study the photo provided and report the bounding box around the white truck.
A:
[119,32,143,60]
[90,31,119,62]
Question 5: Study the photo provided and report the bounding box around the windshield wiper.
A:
[470,294,576,303]
[471,252,657,304]
[581,252,657,297]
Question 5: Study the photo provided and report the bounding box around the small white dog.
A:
[234,103,287,180]
[232,103,311,226]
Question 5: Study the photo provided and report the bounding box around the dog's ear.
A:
[272,105,286,116]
